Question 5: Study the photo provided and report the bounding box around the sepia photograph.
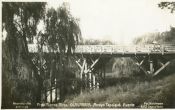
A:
[1,0,175,109]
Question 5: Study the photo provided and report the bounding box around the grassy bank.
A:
[65,73,175,108]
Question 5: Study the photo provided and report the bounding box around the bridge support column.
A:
[149,57,154,74]
[153,61,170,76]
[75,56,102,91]
[134,56,149,75]
[134,56,171,77]
[92,74,96,90]
[89,72,92,90]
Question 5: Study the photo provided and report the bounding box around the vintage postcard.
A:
[1,0,175,109]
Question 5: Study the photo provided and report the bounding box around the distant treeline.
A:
[133,27,175,44]
[79,39,114,45]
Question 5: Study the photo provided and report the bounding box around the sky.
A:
[46,0,175,44]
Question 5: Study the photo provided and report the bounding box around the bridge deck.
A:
[28,44,175,55]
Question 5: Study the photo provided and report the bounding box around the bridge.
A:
[28,44,175,55]
[28,44,175,90]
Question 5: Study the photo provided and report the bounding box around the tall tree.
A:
[45,3,81,102]
[2,2,46,108]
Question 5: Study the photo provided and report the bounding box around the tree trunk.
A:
[45,88,47,103]
[50,76,52,103]
[59,54,65,102]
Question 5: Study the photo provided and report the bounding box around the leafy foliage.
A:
[45,4,81,54]
[111,58,141,78]
[158,2,175,13]
[2,2,46,108]
[2,2,46,43]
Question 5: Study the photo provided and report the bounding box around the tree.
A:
[80,38,113,45]
[2,2,46,108]
[158,2,175,13]
[44,3,81,102]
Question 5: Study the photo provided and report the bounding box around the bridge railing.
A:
[164,45,175,51]
[75,45,148,53]
[28,44,175,54]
